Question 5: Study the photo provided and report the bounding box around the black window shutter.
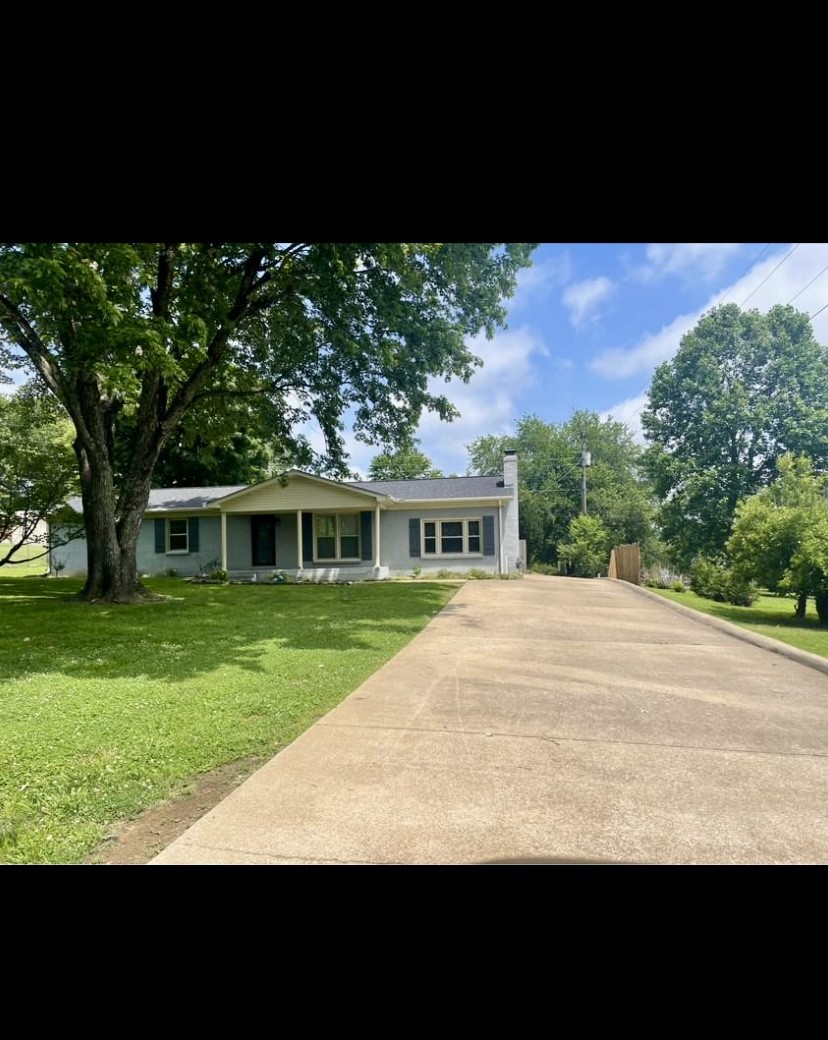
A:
[154,519,165,553]
[360,511,373,561]
[302,512,314,563]
[482,515,495,556]
[409,518,421,557]
[188,517,199,553]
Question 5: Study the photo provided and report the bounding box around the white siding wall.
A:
[382,506,502,576]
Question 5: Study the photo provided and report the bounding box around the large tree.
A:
[0,389,82,568]
[467,412,654,565]
[0,243,535,601]
[642,303,828,569]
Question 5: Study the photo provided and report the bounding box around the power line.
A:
[809,300,828,321]
[719,244,771,303]
[739,244,800,306]
[787,263,828,304]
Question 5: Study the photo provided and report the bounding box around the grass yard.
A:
[0,542,48,576]
[650,588,828,659]
[0,575,459,864]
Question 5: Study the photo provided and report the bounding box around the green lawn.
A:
[0,542,48,576]
[0,575,459,864]
[650,588,828,659]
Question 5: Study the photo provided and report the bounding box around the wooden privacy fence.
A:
[608,542,640,585]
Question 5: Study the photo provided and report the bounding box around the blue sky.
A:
[5,244,828,483]
[337,243,828,478]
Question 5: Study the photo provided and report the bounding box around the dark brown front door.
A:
[251,515,276,567]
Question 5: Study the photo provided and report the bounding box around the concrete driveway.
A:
[151,575,828,865]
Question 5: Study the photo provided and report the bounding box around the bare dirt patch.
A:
[85,756,263,865]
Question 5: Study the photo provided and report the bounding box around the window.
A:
[167,518,189,553]
[154,517,199,555]
[314,513,360,561]
[422,518,482,556]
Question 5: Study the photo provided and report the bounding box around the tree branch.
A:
[0,293,68,403]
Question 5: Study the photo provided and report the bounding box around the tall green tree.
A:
[727,454,828,621]
[0,389,82,567]
[642,303,828,569]
[367,439,443,480]
[466,412,654,565]
[0,243,535,601]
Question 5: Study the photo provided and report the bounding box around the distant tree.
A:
[0,390,83,568]
[727,454,828,621]
[368,440,443,481]
[557,515,612,577]
[467,413,654,566]
[643,303,828,569]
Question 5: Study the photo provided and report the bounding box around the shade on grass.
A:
[0,576,458,864]
[650,588,828,659]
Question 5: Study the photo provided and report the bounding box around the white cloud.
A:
[631,243,742,284]
[414,325,548,474]
[590,310,701,380]
[591,243,828,380]
[509,251,573,314]
[601,390,650,444]
[562,276,616,328]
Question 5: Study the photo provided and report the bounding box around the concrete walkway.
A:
[151,575,828,865]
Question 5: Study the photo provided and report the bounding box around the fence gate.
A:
[608,543,640,585]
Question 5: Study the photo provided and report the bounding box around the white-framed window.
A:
[314,513,360,561]
[422,518,482,556]
[167,518,189,553]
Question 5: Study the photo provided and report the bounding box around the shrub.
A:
[671,580,686,593]
[529,561,558,576]
[209,567,228,582]
[690,557,757,606]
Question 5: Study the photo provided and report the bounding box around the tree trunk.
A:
[72,392,161,603]
[76,445,156,603]
[815,592,828,626]
[795,591,808,619]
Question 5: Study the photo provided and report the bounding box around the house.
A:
[52,451,521,581]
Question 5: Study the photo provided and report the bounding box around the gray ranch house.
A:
[53,451,520,581]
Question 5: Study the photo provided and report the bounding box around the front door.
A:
[251,515,276,567]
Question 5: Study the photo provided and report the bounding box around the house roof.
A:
[349,474,508,501]
[64,473,511,515]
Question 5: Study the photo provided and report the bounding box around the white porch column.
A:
[221,511,227,571]
[296,510,303,568]
[374,504,381,567]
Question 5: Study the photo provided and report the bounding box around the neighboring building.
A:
[52,452,521,581]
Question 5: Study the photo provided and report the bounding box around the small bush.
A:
[164,567,179,578]
[671,580,686,593]
[466,568,492,580]
[209,568,228,582]
[529,562,558,576]
[690,557,757,606]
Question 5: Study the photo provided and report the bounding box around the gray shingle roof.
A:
[349,474,508,500]
[64,474,510,515]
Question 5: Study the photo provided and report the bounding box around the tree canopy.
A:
[0,243,535,600]
[367,439,443,481]
[0,389,82,567]
[466,412,654,566]
[642,303,828,569]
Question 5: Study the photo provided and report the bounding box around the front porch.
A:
[220,505,384,576]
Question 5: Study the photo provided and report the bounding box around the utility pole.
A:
[581,441,590,515]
